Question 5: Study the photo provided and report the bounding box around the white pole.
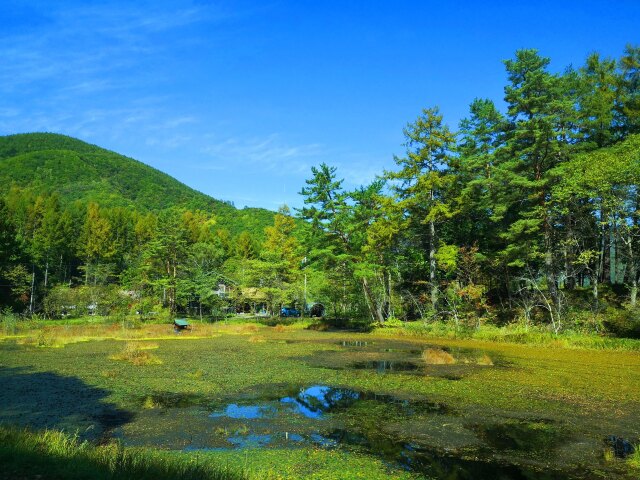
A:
[302,256,307,316]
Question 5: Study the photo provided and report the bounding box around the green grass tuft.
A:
[628,445,640,470]
[0,426,246,480]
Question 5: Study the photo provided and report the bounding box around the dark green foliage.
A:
[0,133,274,237]
[300,45,640,336]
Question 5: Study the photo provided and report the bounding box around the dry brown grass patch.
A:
[422,348,456,365]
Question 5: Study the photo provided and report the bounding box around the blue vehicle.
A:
[280,307,301,317]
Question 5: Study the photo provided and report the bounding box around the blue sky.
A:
[1,1,639,210]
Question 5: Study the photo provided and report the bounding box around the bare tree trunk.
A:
[429,218,437,311]
[29,266,35,315]
[612,219,618,284]
[627,236,638,307]
[544,217,559,315]
[386,269,393,318]
[592,270,600,311]
[601,214,611,284]
[564,212,575,290]
[593,209,608,311]
[171,264,177,315]
[362,277,384,323]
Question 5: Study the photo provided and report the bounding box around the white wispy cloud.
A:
[200,134,324,173]
[0,1,227,95]
[145,134,194,149]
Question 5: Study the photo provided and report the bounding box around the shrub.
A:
[380,317,404,328]
[1,308,17,335]
[602,307,640,339]
[35,330,56,347]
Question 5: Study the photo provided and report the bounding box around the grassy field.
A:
[0,317,639,479]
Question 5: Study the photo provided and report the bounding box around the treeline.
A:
[1,46,639,337]
[0,185,305,319]
[299,47,640,335]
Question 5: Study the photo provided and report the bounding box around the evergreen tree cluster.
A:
[300,47,640,335]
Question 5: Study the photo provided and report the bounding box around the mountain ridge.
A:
[0,132,275,236]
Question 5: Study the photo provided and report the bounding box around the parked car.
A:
[280,307,301,317]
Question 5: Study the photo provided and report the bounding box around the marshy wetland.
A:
[0,320,639,479]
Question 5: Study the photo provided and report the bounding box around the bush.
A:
[602,307,640,338]
[381,317,404,328]
[35,330,56,347]
[1,308,17,335]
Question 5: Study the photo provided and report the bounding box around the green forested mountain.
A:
[0,133,274,236]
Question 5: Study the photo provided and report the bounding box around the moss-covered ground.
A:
[0,319,638,479]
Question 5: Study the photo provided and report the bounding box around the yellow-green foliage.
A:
[628,446,640,470]
[142,396,159,409]
[603,448,615,463]
[110,342,162,366]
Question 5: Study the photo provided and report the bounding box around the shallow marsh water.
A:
[0,326,638,478]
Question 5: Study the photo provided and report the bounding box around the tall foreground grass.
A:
[0,426,246,480]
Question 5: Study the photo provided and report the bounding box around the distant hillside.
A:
[0,133,275,237]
